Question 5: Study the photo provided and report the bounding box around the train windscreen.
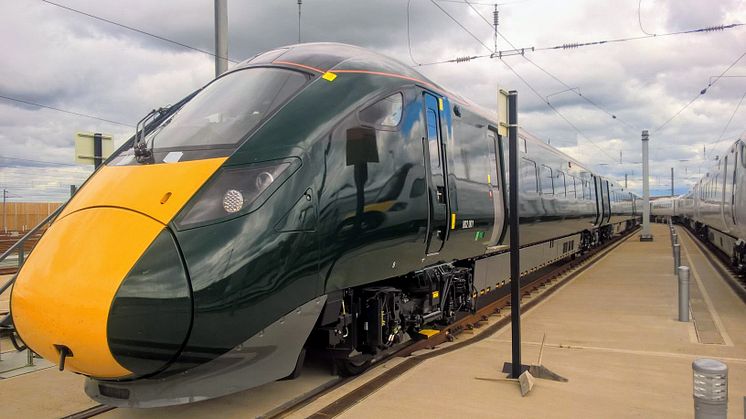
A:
[143,67,308,150]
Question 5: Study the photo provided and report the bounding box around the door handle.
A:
[436,186,445,203]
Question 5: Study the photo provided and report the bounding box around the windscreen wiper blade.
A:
[134,107,169,163]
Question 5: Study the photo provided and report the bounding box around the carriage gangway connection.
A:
[0,222,745,418]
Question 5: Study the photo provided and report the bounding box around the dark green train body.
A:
[10,43,639,407]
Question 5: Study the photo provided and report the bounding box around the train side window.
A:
[425,108,440,168]
[520,158,538,193]
[487,131,499,188]
[741,143,746,167]
[557,170,566,197]
[359,93,403,128]
[522,138,527,153]
[567,175,576,198]
[540,165,554,195]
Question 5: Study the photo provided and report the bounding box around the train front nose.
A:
[11,207,192,379]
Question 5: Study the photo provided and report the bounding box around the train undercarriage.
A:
[307,221,638,377]
[312,263,476,375]
[690,221,746,274]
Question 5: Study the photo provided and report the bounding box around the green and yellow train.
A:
[10,43,639,407]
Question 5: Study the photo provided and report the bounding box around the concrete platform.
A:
[294,223,746,418]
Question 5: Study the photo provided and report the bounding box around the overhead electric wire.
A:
[40,0,238,64]
[655,51,746,133]
[429,0,493,53]
[705,91,746,159]
[422,0,621,164]
[522,55,640,132]
[0,156,82,167]
[535,23,743,52]
[406,0,422,65]
[415,22,744,66]
[0,94,134,127]
[443,3,640,134]
[497,58,619,165]
[637,0,656,36]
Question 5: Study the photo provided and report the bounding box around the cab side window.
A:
[359,93,403,128]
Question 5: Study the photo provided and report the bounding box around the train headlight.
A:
[222,189,244,213]
[175,159,298,229]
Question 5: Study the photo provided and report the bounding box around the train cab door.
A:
[422,92,449,255]
[592,175,602,225]
[730,150,738,225]
[603,180,611,224]
[721,155,731,230]
[487,128,506,245]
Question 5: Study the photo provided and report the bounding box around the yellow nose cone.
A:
[11,207,164,378]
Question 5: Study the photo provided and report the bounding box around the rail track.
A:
[678,224,746,305]
[56,226,638,419]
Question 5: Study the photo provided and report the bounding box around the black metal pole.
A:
[93,132,103,170]
[508,90,521,378]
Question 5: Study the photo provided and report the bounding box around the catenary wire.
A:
[655,51,746,133]
[704,91,746,159]
[497,58,620,165]
[0,94,134,127]
[40,0,238,64]
[429,0,494,53]
[415,23,744,66]
[421,0,622,164]
[637,0,656,36]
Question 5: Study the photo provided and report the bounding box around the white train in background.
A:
[654,133,746,271]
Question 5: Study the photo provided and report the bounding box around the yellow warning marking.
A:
[432,290,440,299]
[480,289,485,295]
[419,329,440,338]
[486,287,491,292]
[438,97,444,111]
[451,213,456,229]
[487,174,491,184]
[322,72,337,81]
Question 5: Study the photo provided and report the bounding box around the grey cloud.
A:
[1,0,745,202]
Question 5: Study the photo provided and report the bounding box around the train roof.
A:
[237,43,633,195]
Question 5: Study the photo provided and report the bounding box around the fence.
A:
[1,202,63,233]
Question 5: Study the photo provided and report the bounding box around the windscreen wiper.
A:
[134,107,169,163]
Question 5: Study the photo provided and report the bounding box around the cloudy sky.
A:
[0,0,744,202]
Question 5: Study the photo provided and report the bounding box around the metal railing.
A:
[0,205,64,371]
[0,206,63,294]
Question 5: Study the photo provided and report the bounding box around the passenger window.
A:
[557,171,566,197]
[359,93,403,128]
[541,165,553,195]
[567,176,576,198]
[520,158,538,193]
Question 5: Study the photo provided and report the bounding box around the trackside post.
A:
[508,90,521,379]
